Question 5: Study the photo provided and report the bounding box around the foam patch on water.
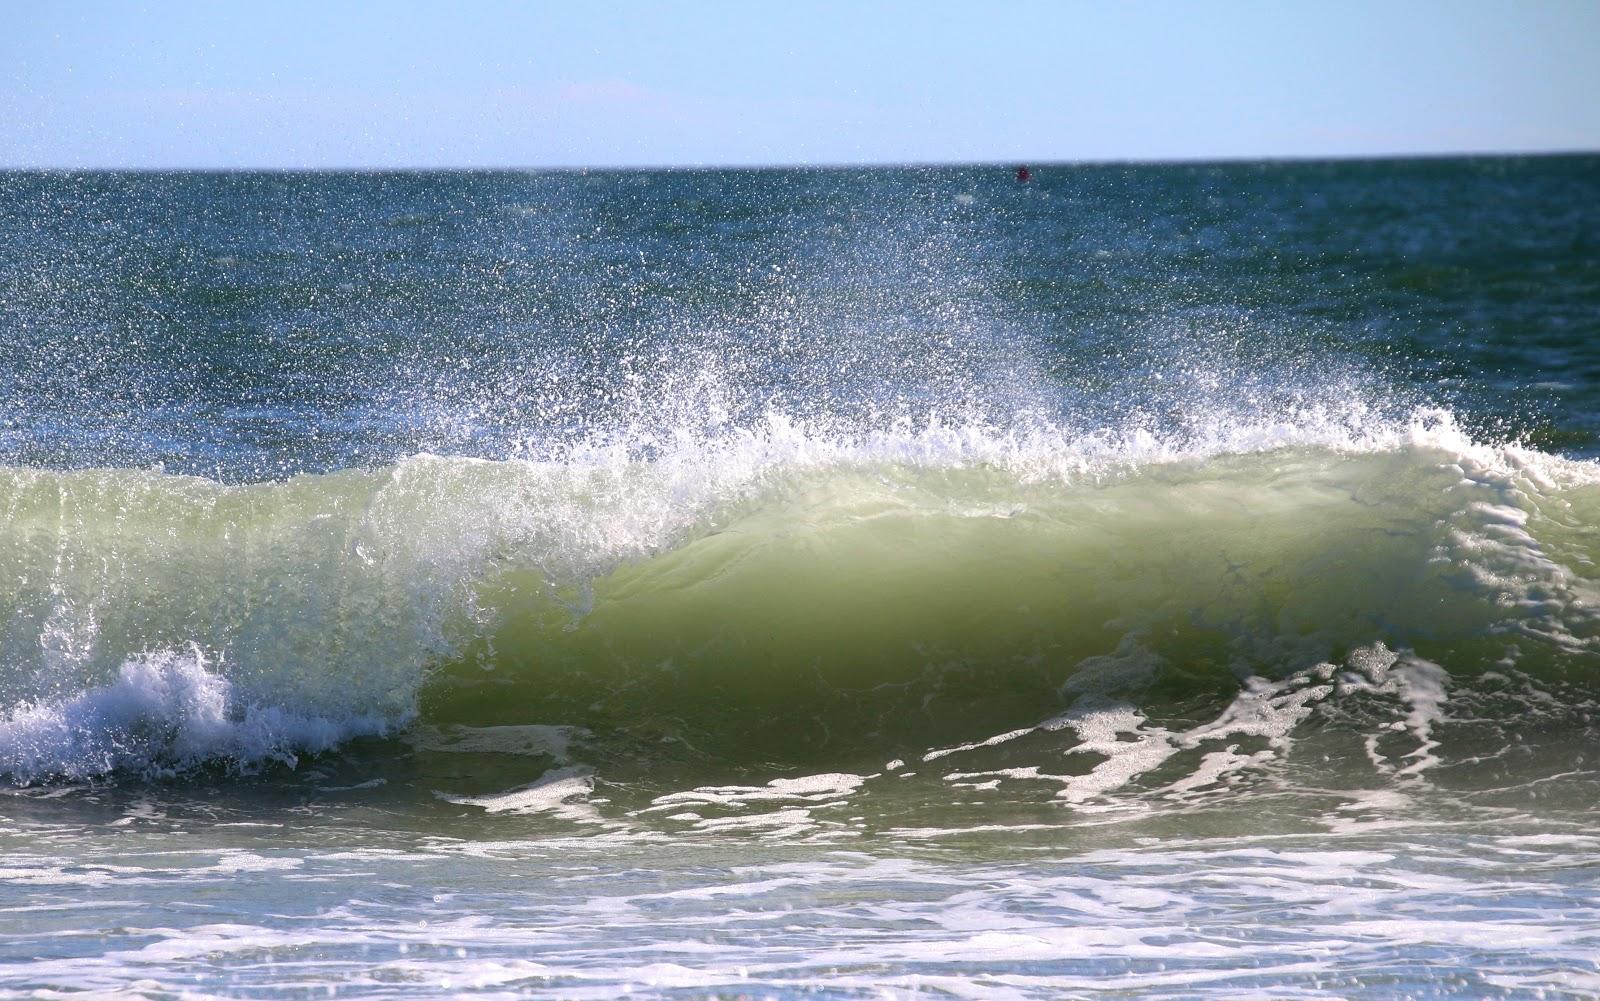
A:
[928,643,1466,809]
[634,773,869,839]
[436,767,606,825]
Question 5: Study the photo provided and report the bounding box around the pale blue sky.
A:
[3,1,1596,168]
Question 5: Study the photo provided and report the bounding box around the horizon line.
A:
[3,148,1597,175]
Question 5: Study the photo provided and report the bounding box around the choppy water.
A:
[1,157,1598,998]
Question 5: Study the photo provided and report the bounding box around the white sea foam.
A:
[437,767,604,824]
[0,648,390,782]
[4,833,1592,999]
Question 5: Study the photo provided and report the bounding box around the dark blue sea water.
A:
[1,157,1597,998]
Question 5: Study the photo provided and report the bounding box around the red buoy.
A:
[1016,166,1031,183]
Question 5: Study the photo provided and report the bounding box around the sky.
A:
[2,0,1597,169]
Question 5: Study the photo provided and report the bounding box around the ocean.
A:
[0,157,1597,999]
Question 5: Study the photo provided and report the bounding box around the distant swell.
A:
[1,409,1597,783]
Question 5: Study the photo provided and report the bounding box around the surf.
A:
[0,408,1596,784]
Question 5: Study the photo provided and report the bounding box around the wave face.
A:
[2,412,1596,789]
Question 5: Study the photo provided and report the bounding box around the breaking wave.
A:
[1,408,1596,785]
